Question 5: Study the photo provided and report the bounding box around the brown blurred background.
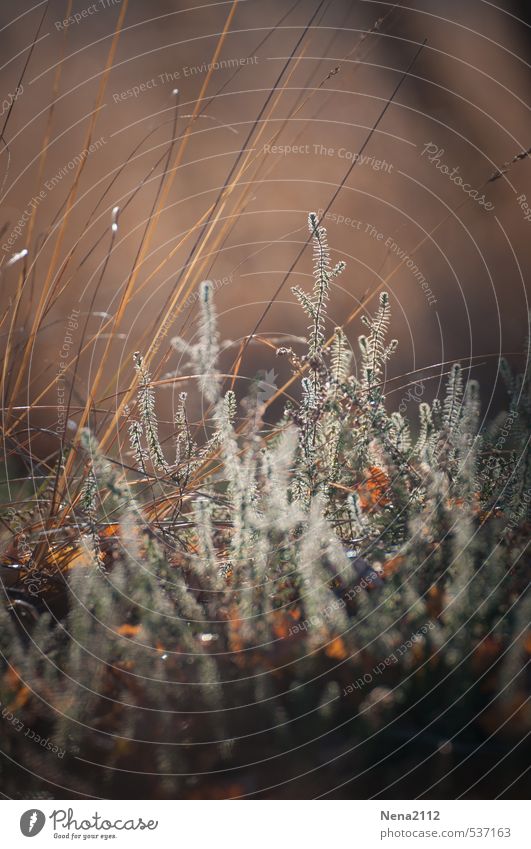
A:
[1,0,530,449]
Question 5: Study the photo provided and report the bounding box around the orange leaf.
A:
[99,524,120,539]
[116,624,141,637]
[426,585,444,618]
[325,637,348,660]
[4,666,31,711]
[382,555,404,576]
[228,605,245,653]
[9,686,31,712]
[272,612,292,639]
[4,666,23,689]
[357,466,390,509]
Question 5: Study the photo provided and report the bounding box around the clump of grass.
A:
[0,214,529,799]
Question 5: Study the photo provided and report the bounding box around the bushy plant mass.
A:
[1,215,529,799]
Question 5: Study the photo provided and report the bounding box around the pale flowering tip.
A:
[6,248,28,267]
[111,205,120,232]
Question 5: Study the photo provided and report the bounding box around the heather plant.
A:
[0,214,529,799]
